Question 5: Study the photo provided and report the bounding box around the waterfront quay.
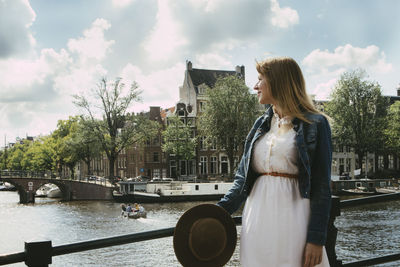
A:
[0,191,400,266]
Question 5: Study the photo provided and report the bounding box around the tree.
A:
[384,101,400,156]
[74,78,159,182]
[23,137,56,171]
[198,76,262,179]
[162,115,197,179]
[51,117,80,178]
[325,69,388,175]
[69,118,102,176]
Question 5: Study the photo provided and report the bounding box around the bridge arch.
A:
[0,177,114,203]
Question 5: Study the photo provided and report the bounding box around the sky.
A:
[1,0,399,145]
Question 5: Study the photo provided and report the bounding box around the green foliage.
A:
[162,115,196,178]
[198,75,262,178]
[384,101,400,155]
[325,69,388,168]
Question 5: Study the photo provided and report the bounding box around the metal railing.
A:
[0,194,399,266]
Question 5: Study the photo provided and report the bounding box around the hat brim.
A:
[173,204,237,267]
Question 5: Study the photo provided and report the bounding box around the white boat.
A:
[375,187,400,194]
[114,180,233,203]
[341,187,376,195]
[35,184,54,197]
[0,182,16,191]
[47,186,62,198]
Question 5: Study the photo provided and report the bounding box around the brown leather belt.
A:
[259,172,297,179]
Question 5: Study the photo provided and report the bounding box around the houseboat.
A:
[113,180,233,203]
[331,178,399,196]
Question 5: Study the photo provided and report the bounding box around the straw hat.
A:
[173,204,237,267]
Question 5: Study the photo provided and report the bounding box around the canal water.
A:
[0,191,399,267]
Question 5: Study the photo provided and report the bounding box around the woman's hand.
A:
[303,242,323,267]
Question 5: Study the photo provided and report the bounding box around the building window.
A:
[234,156,239,172]
[210,138,217,150]
[332,158,337,174]
[195,185,199,190]
[200,156,207,175]
[153,136,160,145]
[200,136,207,150]
[388,154,394,169]
[198,85,206,95]
[339,158,344,175]
[153,152,159,162]
[180,160,187,176]
[162,168,167,178]
[346,158,351,172]
[170,160,177,178]
[188,160,195,175]
[378,155,384,170]
[210,156,217,174]
[153,169,160,178]
[199,101,206,112]
[178,110,185,116]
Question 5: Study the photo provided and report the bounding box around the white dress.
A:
[240,114,330,267]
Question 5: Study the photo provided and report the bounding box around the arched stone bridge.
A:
[0,173,116,203]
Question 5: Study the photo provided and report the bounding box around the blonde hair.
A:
[256,57,322,123]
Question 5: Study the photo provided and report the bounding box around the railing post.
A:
[24,240,52,267]
[326,196,343,267]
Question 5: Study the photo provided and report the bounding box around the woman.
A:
[217,57,332,267]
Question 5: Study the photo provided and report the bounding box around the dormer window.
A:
[178,110,185,116]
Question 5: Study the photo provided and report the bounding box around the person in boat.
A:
[133,203,140,212]
[217,57,332,267]
[126,204,133,213]
[138,205,145,213]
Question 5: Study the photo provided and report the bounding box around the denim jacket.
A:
[217,106,332,245]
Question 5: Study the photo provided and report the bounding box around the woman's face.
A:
[254,73,275,105]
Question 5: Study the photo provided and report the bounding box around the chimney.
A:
[235,65,245,81]
[397,83,400,96]
[186,60,192,70]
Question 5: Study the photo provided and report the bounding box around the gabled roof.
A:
[188,68,239,90]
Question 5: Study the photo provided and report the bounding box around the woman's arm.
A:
[217,155,247,214]
[307,116,332,245]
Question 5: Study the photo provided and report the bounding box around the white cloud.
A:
[302,44,393,100]
[309,78,337,100]
[0,0,36,58]
[194,53,232,69]
[67,19,115,62]
[270,0,299,28]
[303,44,393,74]
[120,62,185,111]
[0,18,115,142]
[143,0,188,62]
[112,0,136,8]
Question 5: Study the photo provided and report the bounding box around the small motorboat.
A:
[121,210,147,219]
[121,204,147,219]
